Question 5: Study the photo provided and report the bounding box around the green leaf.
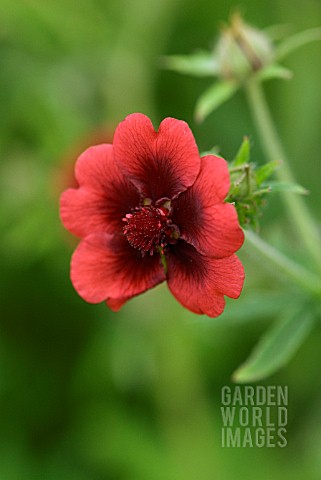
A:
[232,307,315,383]
[160,51,219,77]
[276,27,321,61]
[257,64,293,82]
[265,181,309,195]
[231,137,250,166]
[200,145,221,156]
[195,81,239,122]
[255,159,280,185]
[199,291,297,326]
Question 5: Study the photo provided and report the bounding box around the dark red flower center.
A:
[123,204,180,256]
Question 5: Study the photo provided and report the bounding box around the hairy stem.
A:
[245,230,321,296]
[245,79,321,274]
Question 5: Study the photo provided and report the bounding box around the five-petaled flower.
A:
[60,113,245,317]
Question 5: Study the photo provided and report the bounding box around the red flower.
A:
[60,114,244,317]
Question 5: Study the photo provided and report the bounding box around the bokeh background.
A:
[1,0,321,479]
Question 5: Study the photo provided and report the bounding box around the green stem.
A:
[245,230,321,296]
[245,79,321,274]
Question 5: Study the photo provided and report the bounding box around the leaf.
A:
[198,291,297,326]
[160,51,219,77]
[255,159,280,185]
[257,64,293,82]
[276,27,321,61]
[231,137,250,166]
[265,181,309,195]
[232,307,315,383]
[195,81,239,122]
[200,145,221,156]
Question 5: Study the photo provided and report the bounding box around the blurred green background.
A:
[1,0,321,479]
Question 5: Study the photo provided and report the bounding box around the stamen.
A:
[123,204,180,255]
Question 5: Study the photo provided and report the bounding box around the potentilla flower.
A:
[60,113,245,317]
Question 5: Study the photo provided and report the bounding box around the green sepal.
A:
[264,181,309,195]
[276,27,321,61]
[256,63,293,82]
[160,51,219,77]
[231,136,250,166]
[195,80,239,122]
[255,159,280,185]
[263,23,292,41]
[200,145,221,157]
[227,140,275,230]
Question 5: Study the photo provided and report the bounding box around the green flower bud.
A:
[216,14,274,81]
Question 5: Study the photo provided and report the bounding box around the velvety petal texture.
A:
[60,144,140,237]
[113,113,201,201]
[60,114,245,317]
[106,296,129,312]
[172,155,244,257]
[71,234,166,303]
[166,241,244,317]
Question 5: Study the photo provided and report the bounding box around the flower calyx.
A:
[216,13,274,82]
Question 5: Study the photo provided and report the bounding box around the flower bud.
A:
[216,14,274,81]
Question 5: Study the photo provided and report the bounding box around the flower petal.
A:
[166,241,244,317]
[74,144,112,191]
[106,297,129,311]
[184,154,231,206]
[172,155,244,257]
[173,201,244,258]
[113,113,200,201]
[60,144,140,237]
[71,233,166,304]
